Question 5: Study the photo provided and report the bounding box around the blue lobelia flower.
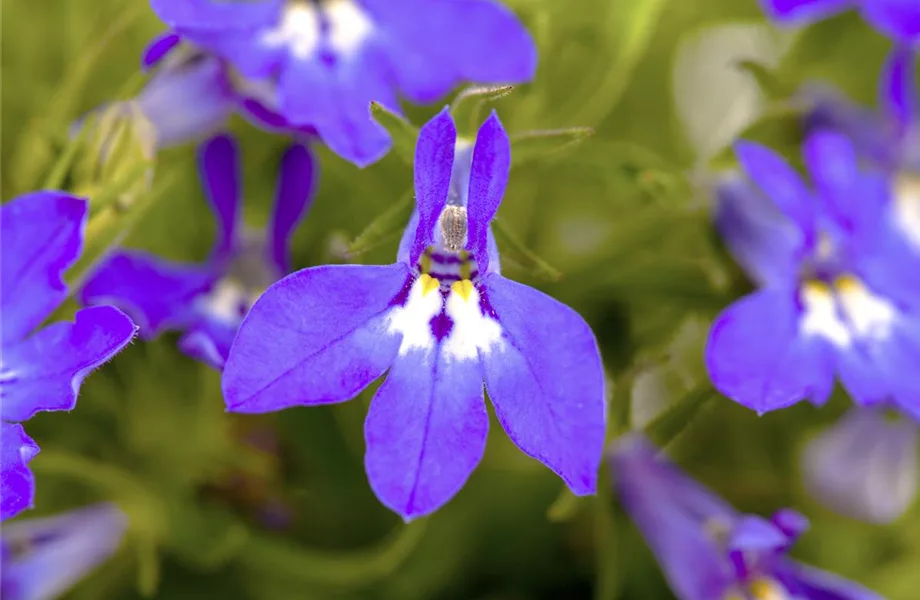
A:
[758,0,920,43]
[803,406,918,523]
[705,131,920,420]
[80,134,316,370]
[610,434,883,600]
[221,109,606,520]
[147,0,538,167]
[0,193,137,522]
[1,503,127,600]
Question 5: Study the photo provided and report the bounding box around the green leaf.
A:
[370,101,418,165]
[643,385,716,448]
[346,189,415,259]
[492,219,563,282]
[510,126,594,169]
[450,84,515,137]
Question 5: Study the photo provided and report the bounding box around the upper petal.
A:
[364,347,488,520]
[222,264,408,413]
[734,141,817,237]
[879,47,918,137]
[198,134,242,261]
[2,503,128,599]
[705,287,837,414]
[466,111,510,275]
[408,108,457,265]
[141,31,182,70]
[860,0,920,42]
[0,192,87,345]
[268,142,318,276]
[803,407,919,523]
[362,0,537,103]
[713,174,803,288]
[0,306,136,422]
[0,423,40,521]
[479,274,606,495]
[757,0,852,23]
[80,250,218,338]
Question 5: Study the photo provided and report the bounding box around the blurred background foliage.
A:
[2,0,918,598]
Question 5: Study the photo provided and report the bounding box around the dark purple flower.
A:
[221,109,606,520]
[758,0,920,43]
[705,132,920,420]
[803,406,918,523]
[80,134,316,370]
[610,434,883,600]
[148,0,537,166]
[0,193,136,522]
[1,503,127,600]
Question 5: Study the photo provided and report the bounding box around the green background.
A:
[2,0,917,598]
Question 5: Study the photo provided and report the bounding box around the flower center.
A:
[723,578,790,600]
[799,276,897,348]
[259,0,373,62]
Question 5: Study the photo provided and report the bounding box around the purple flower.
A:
[80,134,316,370]
[0,193,136,521]
[705,132,920,420]
[610,434,883,600]
[221,109,606,520]
[803,406,918,523]
[148,0,537,166]
[758,0,920,43]
[1,503,127,600]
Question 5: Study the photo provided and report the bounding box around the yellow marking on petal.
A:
[419,274,440,296]
[419,252,432,275]
[452,279,474,301]
[749,578,788,600]
[802,279,831,297]
[834,274,860,295]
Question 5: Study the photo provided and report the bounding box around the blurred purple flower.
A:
[221,109,606,520]
[758,0,920,43]
[610,434,883,600]
[0,193,136,521]
[1,503,127,600]
[705,132,920,419]
[803,406,918,523]
[80,134,316,370]
[148,0,537,166]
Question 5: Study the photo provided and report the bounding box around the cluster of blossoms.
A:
[2,0,917,598]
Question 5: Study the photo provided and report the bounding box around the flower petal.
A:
[781,560,884,600]
[0,192,87,345]
[407,107,457,265]
[714,175,803,288]
[609,434,736,600]
[0,306,136,422]
[479,275,606,495]
[734,140,817,236]
[803,407,918,524]
[178,314,239,371]
[364,347,487,520]
[2,503,128,599]
[198,134,241,260]
[268,142,318,275]
[141,32,181,70]
[279,48,395,167]
[879,46,917,136]
[860,0,920,43]
[466,111,510,275]
[705,288,836,414]
[136,52,235,149]
[757,0,852,23]
[363,0,537,103]
[223,264,408,413]
[80,250,218,337]
[150,0,282,30]
[0,423,40,521]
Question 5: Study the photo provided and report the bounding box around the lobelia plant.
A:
[221,108,607,520]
